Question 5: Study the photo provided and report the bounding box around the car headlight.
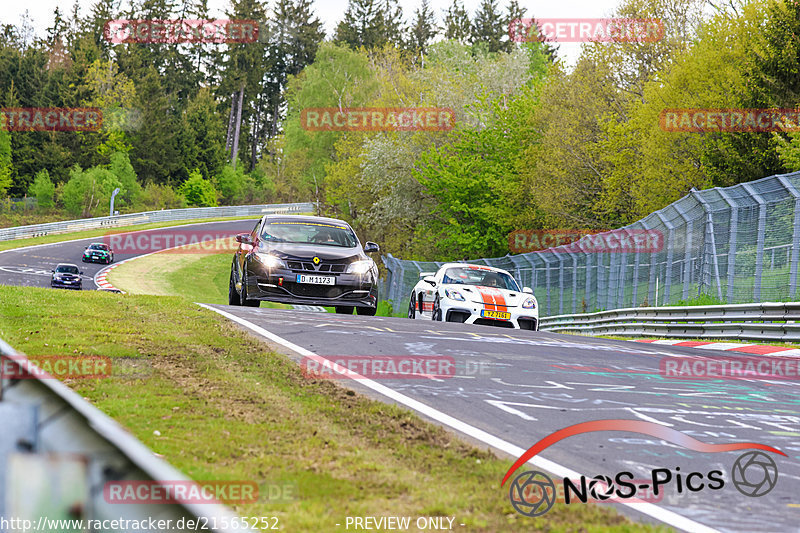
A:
[255,253,286,269]
[522,297,537,309]
[347,259,374,274]
[444,289,465,301]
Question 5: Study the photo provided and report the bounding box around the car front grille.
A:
[286,261,347,273]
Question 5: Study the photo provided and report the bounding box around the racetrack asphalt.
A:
[0,219,257,290]
[207,305,800,533]
[1,221,798,532]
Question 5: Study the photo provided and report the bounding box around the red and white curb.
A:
[93,258,139,292]
[637,339,800,357]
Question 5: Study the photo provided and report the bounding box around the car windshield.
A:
[55,265,79,274]
[260,221,358,248]
[89,244,108,251]
[442,267,520,291]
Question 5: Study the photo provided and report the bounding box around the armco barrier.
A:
[0,338,252,532]
[0,202,315,241]
[538,302,800,342]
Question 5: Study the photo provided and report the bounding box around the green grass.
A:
[108,246,404,316]
[0,285,665,532]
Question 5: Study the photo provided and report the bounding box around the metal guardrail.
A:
[538,302,800,342]
[0,338,251,532]
[0,202,316,241]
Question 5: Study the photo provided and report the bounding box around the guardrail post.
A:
[777,175,800,299]
[742,183,767,301]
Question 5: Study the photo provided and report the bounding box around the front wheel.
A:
[228,271,241,306]
[335,306,354,314]
[431,295,442,321]
[240,273,260,307]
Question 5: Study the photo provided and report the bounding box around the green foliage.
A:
[179,170,218,207]
[28,170,55,209]
[0,124,11,197]
[136,183,187,211]
[60,165,123,217]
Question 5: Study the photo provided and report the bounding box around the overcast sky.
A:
[0,0,627,66]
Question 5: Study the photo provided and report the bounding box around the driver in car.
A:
[311,228,337,244]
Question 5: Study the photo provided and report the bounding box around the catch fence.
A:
[381,171,800,316]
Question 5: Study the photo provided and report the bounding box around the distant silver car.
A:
[51,263,83,290]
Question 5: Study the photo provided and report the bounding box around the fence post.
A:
[777,175,800,299]
[690,189,723,300]
[717,189,738,303]
[742,183,767,301]
[656,212,675,305]
[606,249,616,310]
[585,251,594,312]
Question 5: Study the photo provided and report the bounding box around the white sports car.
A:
[407,263,539,330]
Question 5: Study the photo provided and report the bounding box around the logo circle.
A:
[508,471,556,517]
[732,451,778,497]
[313,256,320,265]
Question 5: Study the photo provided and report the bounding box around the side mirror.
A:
[80,271,85,275]
[235,233,253,245]
[423,276,437,286]
[523,287,533,294]
[364,241,380,253]
[50,270,54,273]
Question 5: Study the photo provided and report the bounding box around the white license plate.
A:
[296,274,335,285]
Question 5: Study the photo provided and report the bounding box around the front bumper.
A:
[52,279,82,289]
[83,254,111,263]
[440,300,538,330]
[245,267,378,308]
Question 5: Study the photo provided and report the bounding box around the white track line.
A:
[197,303,719,533]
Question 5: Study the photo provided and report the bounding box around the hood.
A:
[258,241,363,262]
[450,285,526,308]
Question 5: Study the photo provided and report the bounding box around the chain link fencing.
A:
[381,171,800,316]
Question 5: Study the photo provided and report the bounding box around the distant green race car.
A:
[82,242,114,264]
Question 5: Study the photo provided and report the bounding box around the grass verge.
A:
[0,285,663,532]
[107,245,404,316]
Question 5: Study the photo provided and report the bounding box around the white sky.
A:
[0,0,627,66]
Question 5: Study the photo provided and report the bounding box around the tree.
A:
[179,170,218,207]
[335,0,404,49]
[407,0,438,54]
[471,0,505,53]
[29,169,56,208]
[0,121,11,197]
[442,0,471,42]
